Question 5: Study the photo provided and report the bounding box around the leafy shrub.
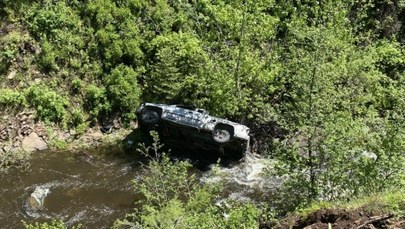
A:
[0,30,30,73]
[70,108,85,127]
[0,88,26,108]
[113,132,260,229]
[25,85,68,123]
[37,41,58,72]
[144,32,209,104]
[0,149,31,173]
[23,219,82,229]
[26,1,80,40]
[71,77,83,93]
[85,0,143,68]
[70,108,88,136]
[85,84,110,121]
[104,64,141,121]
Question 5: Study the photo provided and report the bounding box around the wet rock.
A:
[75,151,96,165]
[24,186,50,217]
[21,132,48,152]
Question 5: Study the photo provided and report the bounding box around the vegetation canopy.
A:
[0,0,404,227]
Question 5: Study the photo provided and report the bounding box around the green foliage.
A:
[267,0,405,211]
[144,32,209,104]
[0,88,26,108]
[104,64,141,121]
[0,0,405,219]
[0,149,31,173]
[298,191,405,218]
[84,84,110,121]
[0,30,31,73]
[25,85,68,123]
[22,219,82,229]
[38,41,58,71]
[113,132,260,228]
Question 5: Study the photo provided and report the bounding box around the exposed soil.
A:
[262,208,405,229]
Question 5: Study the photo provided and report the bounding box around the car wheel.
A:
[140,108,160,125]
[213,125,233,143]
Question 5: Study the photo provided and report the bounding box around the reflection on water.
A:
[0,148,140,229]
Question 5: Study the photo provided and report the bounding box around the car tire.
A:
[213,124,233,144]
[140,108,160,125]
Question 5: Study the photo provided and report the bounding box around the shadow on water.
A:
[123,128,245,171]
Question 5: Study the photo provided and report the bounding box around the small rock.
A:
[21,132,48,152]
[113,118,121,129]
[129,120,138,129]
[7,128,18,139]
[87,130,103,141]
[20,115,28,122]
[13,140,20,148]
[19,125,33,136]
[0,128,8,141]
[69,129,76,136]
[7,70,16,79]
[2,145,11,153]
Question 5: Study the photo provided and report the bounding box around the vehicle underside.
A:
[140,120,247,160]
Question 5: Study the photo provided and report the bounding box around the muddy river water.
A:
[0,147,275,228]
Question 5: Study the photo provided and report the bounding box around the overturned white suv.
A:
[136,103,250,159]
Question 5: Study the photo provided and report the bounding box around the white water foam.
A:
[201,153,281,202]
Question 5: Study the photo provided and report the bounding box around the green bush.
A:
[85,84,110,121]
[0,30,30,73]
[37,41,58,72]
[0,149,31,173]
[26,1,80,40]
[104,64,141,121]
[25,85,68,123]
[0,88,26,108]
[23,219,82,229]
[113,132,260,229]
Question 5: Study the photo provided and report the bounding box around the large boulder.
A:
[21,132,48,152]
[24,186,50,218]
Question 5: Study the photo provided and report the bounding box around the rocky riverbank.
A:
[0,110,136,155]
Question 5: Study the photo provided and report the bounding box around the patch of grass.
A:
[0,148,31,172]
[298,191,405,218]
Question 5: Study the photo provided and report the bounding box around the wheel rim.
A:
[213,129,230,143]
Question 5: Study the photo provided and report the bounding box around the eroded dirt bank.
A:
[264,208,405,229]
